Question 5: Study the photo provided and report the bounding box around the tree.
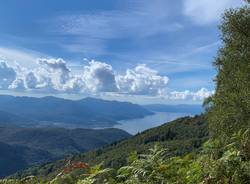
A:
[208,3,250,140]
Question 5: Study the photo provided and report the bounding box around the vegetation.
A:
[0,2,249,184]
[11,115,208,179]
[1,129,249,183]
[0,127,130,177]
[207,3,250,140]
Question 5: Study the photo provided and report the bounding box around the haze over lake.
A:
[114,112,190,134]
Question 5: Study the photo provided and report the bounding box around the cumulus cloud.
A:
[183,0,244,25]
[0,60,17,89]
[25,72,39,89]
[37,58,70,85]
[9,78,26,90]
[116,64,169,95]
[169,88,214,101]
[2,58,119,94]
[38,58,70,73]
[0,57,214,101]
[82,60,117,93]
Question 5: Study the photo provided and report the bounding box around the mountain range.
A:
[144,104,203,114]
[0,95,153,128]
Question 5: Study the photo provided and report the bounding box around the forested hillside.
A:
[11,115,208,179]
[0,127,130,177]
[0,142,53,178]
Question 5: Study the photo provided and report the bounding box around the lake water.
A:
[114,112,190,135]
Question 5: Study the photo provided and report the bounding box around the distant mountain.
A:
[0,126,130,177]
[0,95,153,128]
[13,115,208,179]
[144,104,203,114]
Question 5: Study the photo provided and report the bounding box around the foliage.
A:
[207,4,250,139]
[1,129,249,184]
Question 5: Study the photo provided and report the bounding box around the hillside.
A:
[0,142,53,178]
[12,115,208,179]
[0,127,130,177]
[0,95,152,128]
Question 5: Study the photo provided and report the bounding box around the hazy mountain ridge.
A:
[0,95,153,128]
[144,104,203,114]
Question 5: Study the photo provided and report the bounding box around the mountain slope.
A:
[0,95,152,128]
[13,115,208,179]
[0,127,131,156]
[0,127,130,177]
[0,142,53,178]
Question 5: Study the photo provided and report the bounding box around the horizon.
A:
[0,93,204,106]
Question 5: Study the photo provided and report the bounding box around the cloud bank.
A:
[0,58,213,101]
[169,88,214,101]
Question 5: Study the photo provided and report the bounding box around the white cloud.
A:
[9,78,25,90]
[192,88,214,100]
[0,57,214,101]
[3,58,169,96]
[0,60,17,89]
[81,60,118,93]
[38,58,70,73]
[117,64,169,95]
[37,58,70,84]
[183,0,245,25]
[25,72,39,89]
[169,88,214,101]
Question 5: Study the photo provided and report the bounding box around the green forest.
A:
[1,2,249,184]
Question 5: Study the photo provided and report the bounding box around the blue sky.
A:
[0,0,245,104]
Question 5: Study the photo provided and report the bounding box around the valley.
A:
[0,95,202,178]
[0,95,203,177]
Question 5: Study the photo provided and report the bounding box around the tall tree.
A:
[208,3,250,139]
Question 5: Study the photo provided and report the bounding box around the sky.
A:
[0,0,245,104]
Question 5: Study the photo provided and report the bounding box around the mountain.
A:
[144,104,203,114]
[0,127,130,177]
[13,115,208,179]
[0,95,153,128]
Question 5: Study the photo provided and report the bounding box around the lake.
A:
[114,112,190,135]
